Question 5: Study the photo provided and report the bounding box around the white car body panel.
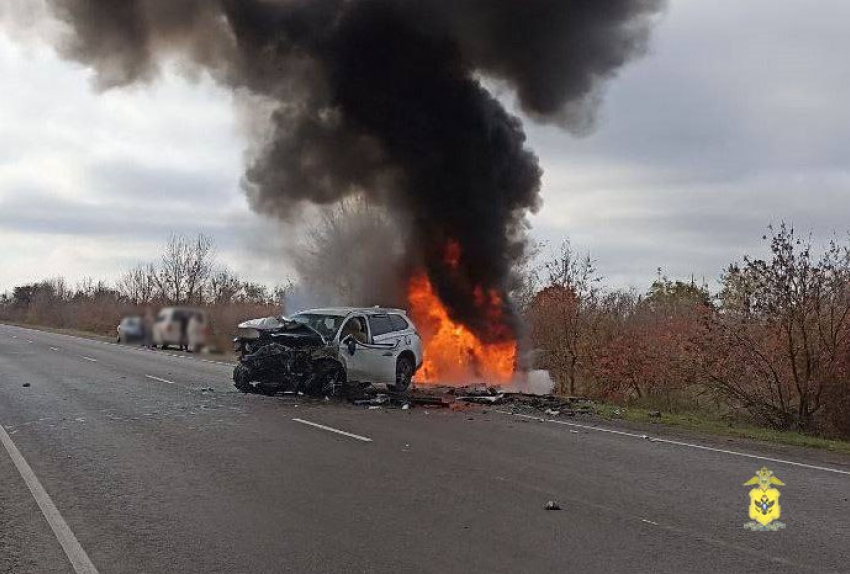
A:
[292,306,423,385]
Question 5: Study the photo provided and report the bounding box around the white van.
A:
[153,307,208,352]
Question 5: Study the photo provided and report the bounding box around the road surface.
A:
[1,323,848,574]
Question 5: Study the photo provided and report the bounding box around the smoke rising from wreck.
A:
[39,0,665,343]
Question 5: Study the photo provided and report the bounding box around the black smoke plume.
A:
[42,0,664,342]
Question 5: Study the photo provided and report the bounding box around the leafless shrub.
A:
[699,224,850,432]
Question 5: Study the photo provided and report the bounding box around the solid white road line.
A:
[81,357,97,363]
[292,418,373,442]
[502,412,850,477]
[647,435,850,476]
[0,424,100,574]
[145,374,176,385]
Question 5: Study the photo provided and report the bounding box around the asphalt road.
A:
[1,323,849,574]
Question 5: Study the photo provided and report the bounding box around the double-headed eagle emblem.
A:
[743,467,786,530]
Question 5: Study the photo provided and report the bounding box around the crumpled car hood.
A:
[238,316,326,345]
[238,316,287,330]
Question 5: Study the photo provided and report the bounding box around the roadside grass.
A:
[0,320,236,361]
[595,403,850,455]
[0,320,115,343]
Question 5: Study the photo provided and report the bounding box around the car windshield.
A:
[289,313,346,340]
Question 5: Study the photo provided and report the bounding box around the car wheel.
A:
[311,362,346,397]
[233,364,254,393]
[392,356,414,393]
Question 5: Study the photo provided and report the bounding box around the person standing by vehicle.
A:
[187,312,203,353]
[143,308,155,349]
[179,312,190,351]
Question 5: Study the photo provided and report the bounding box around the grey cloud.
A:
[0,187,237,239]
[529,0,850,182]
[90,158,237,204]
[525,0,850,288]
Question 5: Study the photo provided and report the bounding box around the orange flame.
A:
[407,272,516,385]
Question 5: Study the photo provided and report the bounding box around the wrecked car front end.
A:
[232,317,345,396]
[233,316,288,358]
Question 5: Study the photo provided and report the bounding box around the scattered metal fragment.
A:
[354,393,391,407]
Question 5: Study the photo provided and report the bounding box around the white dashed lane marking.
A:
[145,374,176,385]
[292,418,373,442]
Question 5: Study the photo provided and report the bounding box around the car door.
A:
[339,315,396,383]
[366,314,402,383]
[389,313,421,366]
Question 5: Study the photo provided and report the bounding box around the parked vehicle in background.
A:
[152,307,208,352]
[232,307,423,396]
[116,316,144,344]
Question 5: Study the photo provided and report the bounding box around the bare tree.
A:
[208,267,242,305]
[117,263,157,305]
[156,234,215,305]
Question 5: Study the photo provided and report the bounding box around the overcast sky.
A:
[2,0,850,293]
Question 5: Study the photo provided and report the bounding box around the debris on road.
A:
[544,500,561,511]
[353,393,390,406]
[239,373,601,422]
[22,382,31,387]
[341,382,598,421]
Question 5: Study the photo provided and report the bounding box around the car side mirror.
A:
[342,335,357,356]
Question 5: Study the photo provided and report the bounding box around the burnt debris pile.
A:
[346,383,595,417]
